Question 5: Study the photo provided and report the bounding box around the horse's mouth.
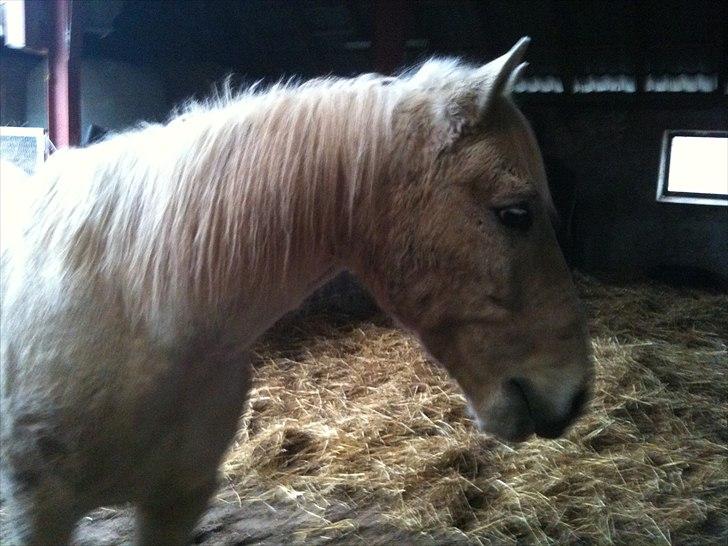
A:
[506,377,589,440]
[466,392,534,443]
[470,378,589,442]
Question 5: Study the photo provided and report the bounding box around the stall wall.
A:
[521,99,727,287]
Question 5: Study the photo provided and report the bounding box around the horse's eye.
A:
[495,205,532,231]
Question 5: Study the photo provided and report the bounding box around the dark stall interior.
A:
[2,0,727,287]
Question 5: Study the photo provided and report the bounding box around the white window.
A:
[657,131,728,206]
[0,0,26,49]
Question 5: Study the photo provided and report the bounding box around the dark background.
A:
[2,0,726,287]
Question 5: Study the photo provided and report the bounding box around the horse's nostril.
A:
[505,377,532,409]
[536,387,590,439]
[503,379,589,439]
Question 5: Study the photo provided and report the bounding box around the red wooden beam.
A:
[47,0,81,148]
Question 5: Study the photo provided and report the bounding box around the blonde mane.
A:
[15,70,428,334]
[8,58,533,338]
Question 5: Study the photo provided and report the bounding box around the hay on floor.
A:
[222,275,727,544]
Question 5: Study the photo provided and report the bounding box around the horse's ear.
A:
[506,62,529,94]
[471,37,530,110]
[424,37,530,146]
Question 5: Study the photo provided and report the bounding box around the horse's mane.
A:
[153,73,403,281]
[8,57,539,338]
[23,67,442,331]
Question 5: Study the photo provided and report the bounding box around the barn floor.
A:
[8,276,728,544]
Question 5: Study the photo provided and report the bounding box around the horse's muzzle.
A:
[508,377,590,439]
[476,377,590,442]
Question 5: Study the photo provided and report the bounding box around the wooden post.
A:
[47,0,81,147]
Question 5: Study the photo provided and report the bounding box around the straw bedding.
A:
[3,275,726,545]
[219,274,727,544]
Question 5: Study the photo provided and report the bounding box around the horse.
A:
[0,38,593,545]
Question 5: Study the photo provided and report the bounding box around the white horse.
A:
[1,38,592,545]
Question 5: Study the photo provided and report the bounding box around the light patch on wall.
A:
[645,74,718,93]
[573,74,635,93]
[657,131,728,206]
[513,75,564,94]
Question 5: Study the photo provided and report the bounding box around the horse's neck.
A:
[237,267,341,336]
[173,174,347,348]
[231,261,343,345]
[187,101,385,343]
[103,87,390,347]
[129,236,342,351]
